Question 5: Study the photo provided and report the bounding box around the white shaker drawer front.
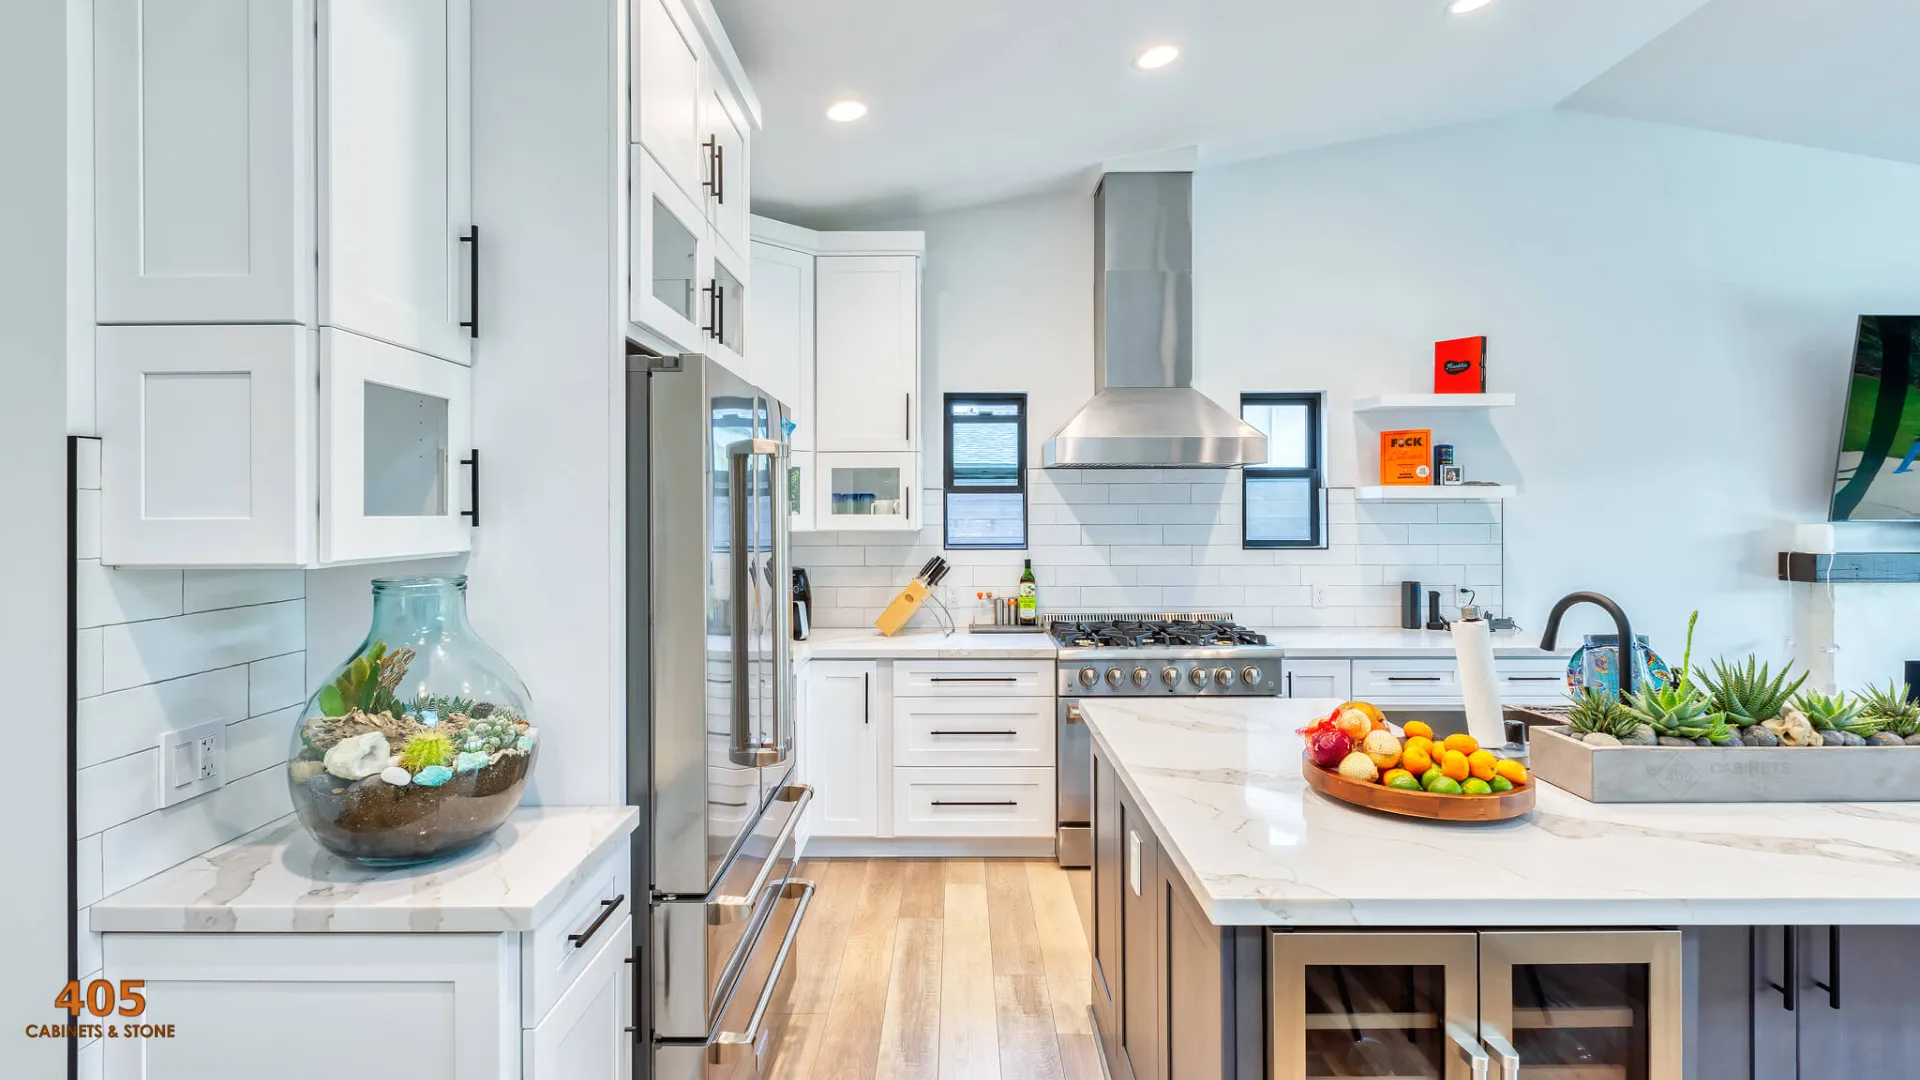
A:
[891,767,1055,838]
[892,659,1054,697]
[894,697,1054,768]
[522,849,631,1028]
[1494,657,1570,703]
[1351,658,1462,700]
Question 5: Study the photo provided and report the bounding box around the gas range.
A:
[1047,613,1282,697]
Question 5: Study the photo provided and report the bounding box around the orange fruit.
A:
[1402,720,1434,740]
[1494,759,1529,786]
[1400,744,1433,777]
[1403,734,1433,756]
[1382,768,1413,787]
[1443,733,1480,756]
[1467,750,1498,782]
[1440,749,1471,783]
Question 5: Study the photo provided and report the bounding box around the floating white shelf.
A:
[1355,485,1516,501]
[1353,393,1516,412]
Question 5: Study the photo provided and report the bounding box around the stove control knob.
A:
[1105,667,1124,687]
[1187,666,1208,687]
[1131,667,1150,688]
[1079,666,1099,687]
[1214,667,1233,687]
[1242,666,1263,686]
[1160,667,1179,687]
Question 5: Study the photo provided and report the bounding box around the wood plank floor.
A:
[767,858,1097,1080]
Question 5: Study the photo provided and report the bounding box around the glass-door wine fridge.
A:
[1272,929,1681,1080]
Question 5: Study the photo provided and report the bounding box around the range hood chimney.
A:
[1042,172,1267,468]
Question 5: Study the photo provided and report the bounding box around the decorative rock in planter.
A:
[323,732,391,781]
[379,766,413,786]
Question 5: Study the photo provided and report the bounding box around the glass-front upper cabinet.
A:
[817,452,920,533]
[1479,931,1682,1080]
[708,241,748,370]
[1272,932,1483,1080]
[631,146,711,352]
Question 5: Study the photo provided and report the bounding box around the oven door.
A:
[1056,698,1092,867]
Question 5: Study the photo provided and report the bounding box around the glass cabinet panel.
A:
[713,255,745,355]
[1273,933,1479,1080]
[1480,931,1681,1080]
[651,195,700,321]
[818,452,917,530]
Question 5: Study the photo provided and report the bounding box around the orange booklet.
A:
[1380,429,1433,486]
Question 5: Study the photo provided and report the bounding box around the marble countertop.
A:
[1080,696,1920,928]
[796,626,1057,662]
[1250,627,1569,658]
[90,806,638,934]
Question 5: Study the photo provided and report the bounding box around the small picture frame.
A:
[1441,465,1465,486]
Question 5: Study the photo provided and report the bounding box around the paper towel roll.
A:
[1452,615,1507,750]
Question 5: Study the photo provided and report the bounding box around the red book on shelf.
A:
[1434,336,1486,393]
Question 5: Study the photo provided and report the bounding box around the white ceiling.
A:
[711,0,1715,228]
[1563,0,1920,167]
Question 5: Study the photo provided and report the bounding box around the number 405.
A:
[55,979,145,1017]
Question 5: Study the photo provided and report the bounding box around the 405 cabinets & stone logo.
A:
[23,979,176,1041]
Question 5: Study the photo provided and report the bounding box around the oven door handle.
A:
[709,879,817,1064]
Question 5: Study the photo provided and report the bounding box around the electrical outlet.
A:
[157,721,226,807]
[1311,585,1330,609]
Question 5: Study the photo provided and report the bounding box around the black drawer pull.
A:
[932,800,1018,807]
[930,729,1019,736]
[1386,675,1444,682]
[569,894,625,949]
[1506,675,1560,682]
[929,676,1018,683]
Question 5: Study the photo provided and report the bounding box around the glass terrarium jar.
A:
[288,575,537,866]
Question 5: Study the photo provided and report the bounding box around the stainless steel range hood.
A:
[1042,172,1267,468]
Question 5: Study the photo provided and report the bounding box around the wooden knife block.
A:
[875,580,929,637]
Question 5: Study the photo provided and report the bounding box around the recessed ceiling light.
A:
[1445,0,1498,13]
[825,100,868,122]
[1133,45,1180,71]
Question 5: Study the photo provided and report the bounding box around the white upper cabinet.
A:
[630,147,712,352]
[319,0,475,365]
[814,255,920,453]
[632,0,706,204]
[95,0,313,325]
[703,84,751,259]
[748,241,814,434]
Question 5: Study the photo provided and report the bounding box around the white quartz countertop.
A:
[1080,696,1920,928]
[1250,627,1569,658]
[90,806,638,934]
[796,626,1057,661]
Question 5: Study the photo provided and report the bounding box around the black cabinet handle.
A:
[702,280,719,339]
[1507,676,1560,682]
[929,729,1019,736]
[863,671,870,726]
[460,450,480,527]
[932,800,1018,807]
[1387,675,1444,682]
[702,138,720,200]
[714,143,725,204]
[904,393,911,440]
[1812,925,1840,1009]
[569,894,625,949]
[459,227,479,338]
[1766,925,1798,1011]
[1285,672,1293,696]
[930,676,1018,684]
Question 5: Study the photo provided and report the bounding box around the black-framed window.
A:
[1241,393,1326,549]
[943,393,1028,549]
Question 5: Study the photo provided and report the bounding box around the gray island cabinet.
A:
[1081,696,1920,1080]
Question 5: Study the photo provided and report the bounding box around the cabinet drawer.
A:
[1493,657,1569,704]
[892,767,1055,837]
[1351,658,1462,700]
[893,659,1054,697]
[894,697,1054,767]
[522,848,630,1028]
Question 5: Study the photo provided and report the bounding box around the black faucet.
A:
[1538,591,1636,697]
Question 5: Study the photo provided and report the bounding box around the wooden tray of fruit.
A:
[1300,703,1534,822]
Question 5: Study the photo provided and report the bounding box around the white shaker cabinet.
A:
[94,0,314,325]
[703,83,752,259]
[748,239,813,437]
[631,0,706,206]
[803,662,881,838]
[523,919,634,1080]
[814,255,921,453]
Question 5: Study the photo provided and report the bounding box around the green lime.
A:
[1461,778,1492,796]
[1420,769,1447,791]
[1425,776,1463,795]
[1488,775,1514,793]
[1386,774,1422,792]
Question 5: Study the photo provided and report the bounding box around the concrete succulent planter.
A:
[1527,724,1920,803]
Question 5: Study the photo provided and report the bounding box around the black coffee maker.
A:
[791,567,811,640]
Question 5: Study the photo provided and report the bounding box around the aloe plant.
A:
[317,641,415,717]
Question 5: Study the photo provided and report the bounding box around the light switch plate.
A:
[157,720,227,807]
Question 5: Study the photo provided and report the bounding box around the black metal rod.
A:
[703,137,719,198]
[714,143,725,204]
[459,227,479,338]
[930,676,1018,683]
[460,450,480,527]
[864,671,870,725]
[932,801,1019,807]
[1538,591,1637,696]
[568,894,625,949]
[1812,925,1840,1009]
[929,730,1019,736]
[1766,926,1798,1011]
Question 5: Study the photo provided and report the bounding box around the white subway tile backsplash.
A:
[75,437,101,490]
[1298,565,1373,586]
[791,545,867,566]
[1160,586,1247,608]
[1083,586,1160,607]
[1109,545,1192,566]
[78,748,157,839]
[228,706,296,778]
[1028,545,1111,566]
[1105,484,1190,504]
[248,652,308,715]
[1081,524,1164,546]
[99,764,291,896]
[101,599,305,692]
[1136,503,1236,525]
[1057,504,1140,525]
[1408,524,1494,545]
[1049,565,1139,587]
[1353,502,1439,524]
[1246,585,1312,606]
[78,665,250,770]
[1355,544,1437,565]
[1436,501,1502,524]
[76,560,183,628]
[183,569,305,613]
[1029,524,1084,546]
[1134,565,1223,587]
[1162,525,1240,546]
[76,833,103,909]
[76,628,104,698]
[76,488,101,560]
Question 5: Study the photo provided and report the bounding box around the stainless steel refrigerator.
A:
[627,349,814,1080]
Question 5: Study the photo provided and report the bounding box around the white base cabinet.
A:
[802,661,881,837]
[1281,655,1568,706]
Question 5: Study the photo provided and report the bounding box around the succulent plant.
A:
[1563,688,1639,738]
[1792,690,1880,738]
[1854,681,1920,737]
[398,731,454,772]
[1697,655,1807,728]
[410,694,477,720]
[317,641,415,718]
[1627,683,1732,743]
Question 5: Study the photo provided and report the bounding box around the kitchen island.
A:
[1079,696,1920,1080]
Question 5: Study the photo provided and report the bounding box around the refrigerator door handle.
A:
[771,440,793,761]
[728,439,788,768]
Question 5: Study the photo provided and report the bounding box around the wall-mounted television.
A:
[1832,315,1920,522]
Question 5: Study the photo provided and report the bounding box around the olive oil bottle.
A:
[1018,559,1037,626]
